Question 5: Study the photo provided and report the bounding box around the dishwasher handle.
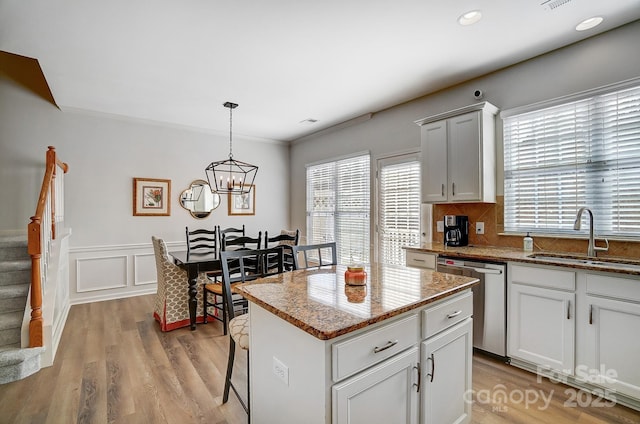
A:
[437,262,503,275]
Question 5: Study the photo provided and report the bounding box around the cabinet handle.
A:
[373,340,398,354]
[589,304,593,325]
[447,310,462,319]
[412,258,426,263]
[441,183,445,197]
[413,363,421,392]
[567,300,571,320]
[452,182,456,196]
[427,353,435,382]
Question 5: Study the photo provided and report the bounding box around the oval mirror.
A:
[179,179,220,219]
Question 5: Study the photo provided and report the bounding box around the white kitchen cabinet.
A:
[416,102,498,204]
[333,346,420,424]
[577,273,640,400]
[421,318,473,424]
[507,264,576,374]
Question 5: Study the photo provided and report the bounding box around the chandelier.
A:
[205,102,258,194]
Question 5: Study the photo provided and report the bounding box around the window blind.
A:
[503,83,640,237]
[378,156,421,265]
[306,153,370,263]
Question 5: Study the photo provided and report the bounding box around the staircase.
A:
[0,236,44,384]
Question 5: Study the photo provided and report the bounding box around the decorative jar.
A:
[344,266,367,286]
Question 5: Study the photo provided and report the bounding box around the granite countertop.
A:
[405,243,640,276]
[234,263,478,341]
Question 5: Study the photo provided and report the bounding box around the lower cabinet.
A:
[508,283,575,374]
[577,273,640,401]
[421,318,473,424]
[333,346,420,424]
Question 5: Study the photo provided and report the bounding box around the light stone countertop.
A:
[234,263,478,340]
[405,243,640,276]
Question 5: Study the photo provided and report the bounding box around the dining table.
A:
[170,250,220,330]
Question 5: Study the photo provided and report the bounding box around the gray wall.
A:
[0,73,289,302]
[289,20,640,243]
[0,78,290,243]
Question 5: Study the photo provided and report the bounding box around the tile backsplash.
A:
[432,196,640,259]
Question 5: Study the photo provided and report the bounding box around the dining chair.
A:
[291,242,338,270]
[185,226,227,329]
[151,236,208,331]
[264,229,300,270]
[221,232,262,252]
[218,225,245,245]
[220,246,286,420]
[208,231,262,333]
[185,226,219,256]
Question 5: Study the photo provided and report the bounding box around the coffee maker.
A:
[444,215,469,247]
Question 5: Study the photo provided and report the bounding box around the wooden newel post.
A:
[28,216,44,347]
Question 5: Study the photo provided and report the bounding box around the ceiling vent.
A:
[541,0,572,11]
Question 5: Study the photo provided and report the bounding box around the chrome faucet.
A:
[573,207,609,257]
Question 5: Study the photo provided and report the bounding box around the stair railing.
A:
[27,146,68,347]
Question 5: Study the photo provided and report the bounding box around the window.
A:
[306,153,370,264]
[377,154,421,265]
[503,81,640,238]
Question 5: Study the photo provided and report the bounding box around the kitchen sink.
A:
[527,253,640,271]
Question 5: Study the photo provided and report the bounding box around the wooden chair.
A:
[220,246,286,419]
[291,242,338,270]
[151,236,208,331]
[187,226,229,329]
[185,226,218,256]
[218,225,245,245]
[206,231,262,333]
[264,229,300,270]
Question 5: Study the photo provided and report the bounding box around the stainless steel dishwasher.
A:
[436,256,507,359]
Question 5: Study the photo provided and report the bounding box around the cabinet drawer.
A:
[332,314,419,382]
[406,251,436,269]
[422,291,472,339]
[510,264,575,291]
[586,273,640,302]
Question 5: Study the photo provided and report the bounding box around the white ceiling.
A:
[1,0,640,142]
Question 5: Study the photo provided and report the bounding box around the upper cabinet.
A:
[415,102,499,203]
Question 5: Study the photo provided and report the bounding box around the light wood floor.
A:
[0,295,638,424]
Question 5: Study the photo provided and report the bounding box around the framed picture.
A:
[228,185,256,216]
[133,177,171,216]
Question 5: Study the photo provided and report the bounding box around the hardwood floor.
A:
[0,295,638,424]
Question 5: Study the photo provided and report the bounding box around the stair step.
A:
[0,297,27,314]
[0,347,45,384]
[0,268,30,286]
[0,311,22,331]
[0,259,31,273]
[0,238,28,262]
[0,284,29,299]
[0,327,21,348]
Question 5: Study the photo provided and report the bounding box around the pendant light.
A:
[205,102,258,194]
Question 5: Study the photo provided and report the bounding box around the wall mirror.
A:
[179,179,220,219]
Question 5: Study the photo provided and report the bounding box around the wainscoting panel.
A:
[134,253,157,286]
[69,241,185,304]
[76,255,128,292]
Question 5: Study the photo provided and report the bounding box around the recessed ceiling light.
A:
[576,16,603,31]
[458,10,482,26]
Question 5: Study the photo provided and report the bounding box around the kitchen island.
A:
[234,263,479,424]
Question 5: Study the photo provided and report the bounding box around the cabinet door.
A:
[333,346,419,424]
[508,283,575,374]
[421,318,472,424]
[447,111,481,202]
[581,295,640,399]
[420,120,448,203]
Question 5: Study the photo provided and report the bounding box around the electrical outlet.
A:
[273,356,289,386]
[436,221,444,232]
[476,222,485,235]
